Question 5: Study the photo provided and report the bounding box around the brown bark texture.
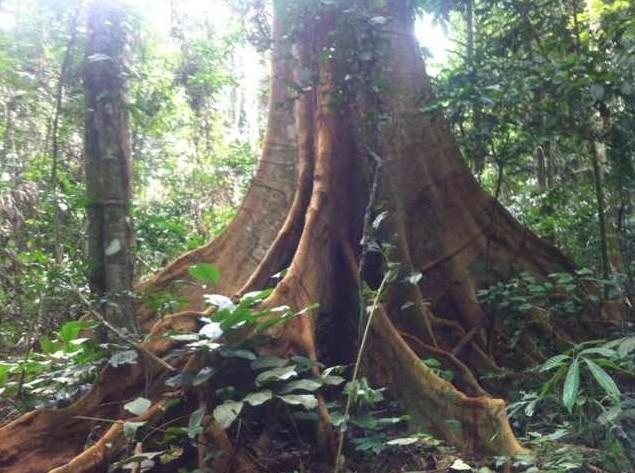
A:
[0,1,617,472]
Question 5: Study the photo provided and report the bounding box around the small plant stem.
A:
[334,274,388,473]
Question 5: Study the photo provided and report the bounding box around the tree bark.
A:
[84,0,135,333]
[0,1,616,472]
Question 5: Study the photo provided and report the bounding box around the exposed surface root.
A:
[373,308,526,455]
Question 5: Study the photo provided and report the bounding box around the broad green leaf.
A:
[243,390,273,406]
[0,363,10,385]
[562,358,580,412]
[250,356,289,370]
[204,294,235,311]
[583,357,620,401]
[39,336,59,354]
[199,322,223,340]
[124,397,152,416]
[188,263,220,285]
[256,366,297,385]
[213,401,243,429]
[280,379,322,393]
[58,320,93,343]
[219,347,256,360]
[277,394,318,410]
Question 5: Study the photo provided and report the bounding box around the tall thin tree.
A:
[84,0,135,333]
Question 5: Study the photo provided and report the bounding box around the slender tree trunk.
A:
[466,0,485,176]
[589,140,610,285]
[84,0,135,333]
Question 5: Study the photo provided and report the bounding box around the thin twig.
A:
[357,147,383,342]
[335,147,384,472]
[334,274,388,473]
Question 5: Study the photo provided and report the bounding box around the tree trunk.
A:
[0,1,613,472]
[84,0,135,333]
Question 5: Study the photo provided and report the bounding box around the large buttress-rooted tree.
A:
[0,1,610,471]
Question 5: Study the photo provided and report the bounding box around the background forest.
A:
[0,0,633,472]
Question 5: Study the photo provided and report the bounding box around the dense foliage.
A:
[0,0,633,471]
[419,0,634,274]
[0,0,258,346]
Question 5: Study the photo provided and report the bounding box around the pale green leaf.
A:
[562,358,580,412]
[243,390,273,406]
[256,366,297,385]
[280,379,322,393]
[124,397,151,416]
[538,354,571,372]
[583,357,620,401]
[123,421,146,439]
[213,401,243,429]
[277,394,318,410]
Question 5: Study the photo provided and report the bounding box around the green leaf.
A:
[58,320,93,343]
[256,366,297,385]
[213,401,243,429]
[188,263,220,285]
[186,407,206,439]
[321,374,346,385]
[243,390,273,406]
[277,394,318,410]
[199,322,223,340]
[386,437,419,446]
[538,354,571,372]
[188,407,206,430]
[123,421,146,440]
[204,294,235,311]
[583,357,620,402]
[617,337,635,358]
[124,397,152,416]
[578,347,615,358]
[280,379,322,393]
[192,367,215,386]
[39,336,59,354]
[219,347,256,360]
[562,358,580,412]
[250,356,289,370]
